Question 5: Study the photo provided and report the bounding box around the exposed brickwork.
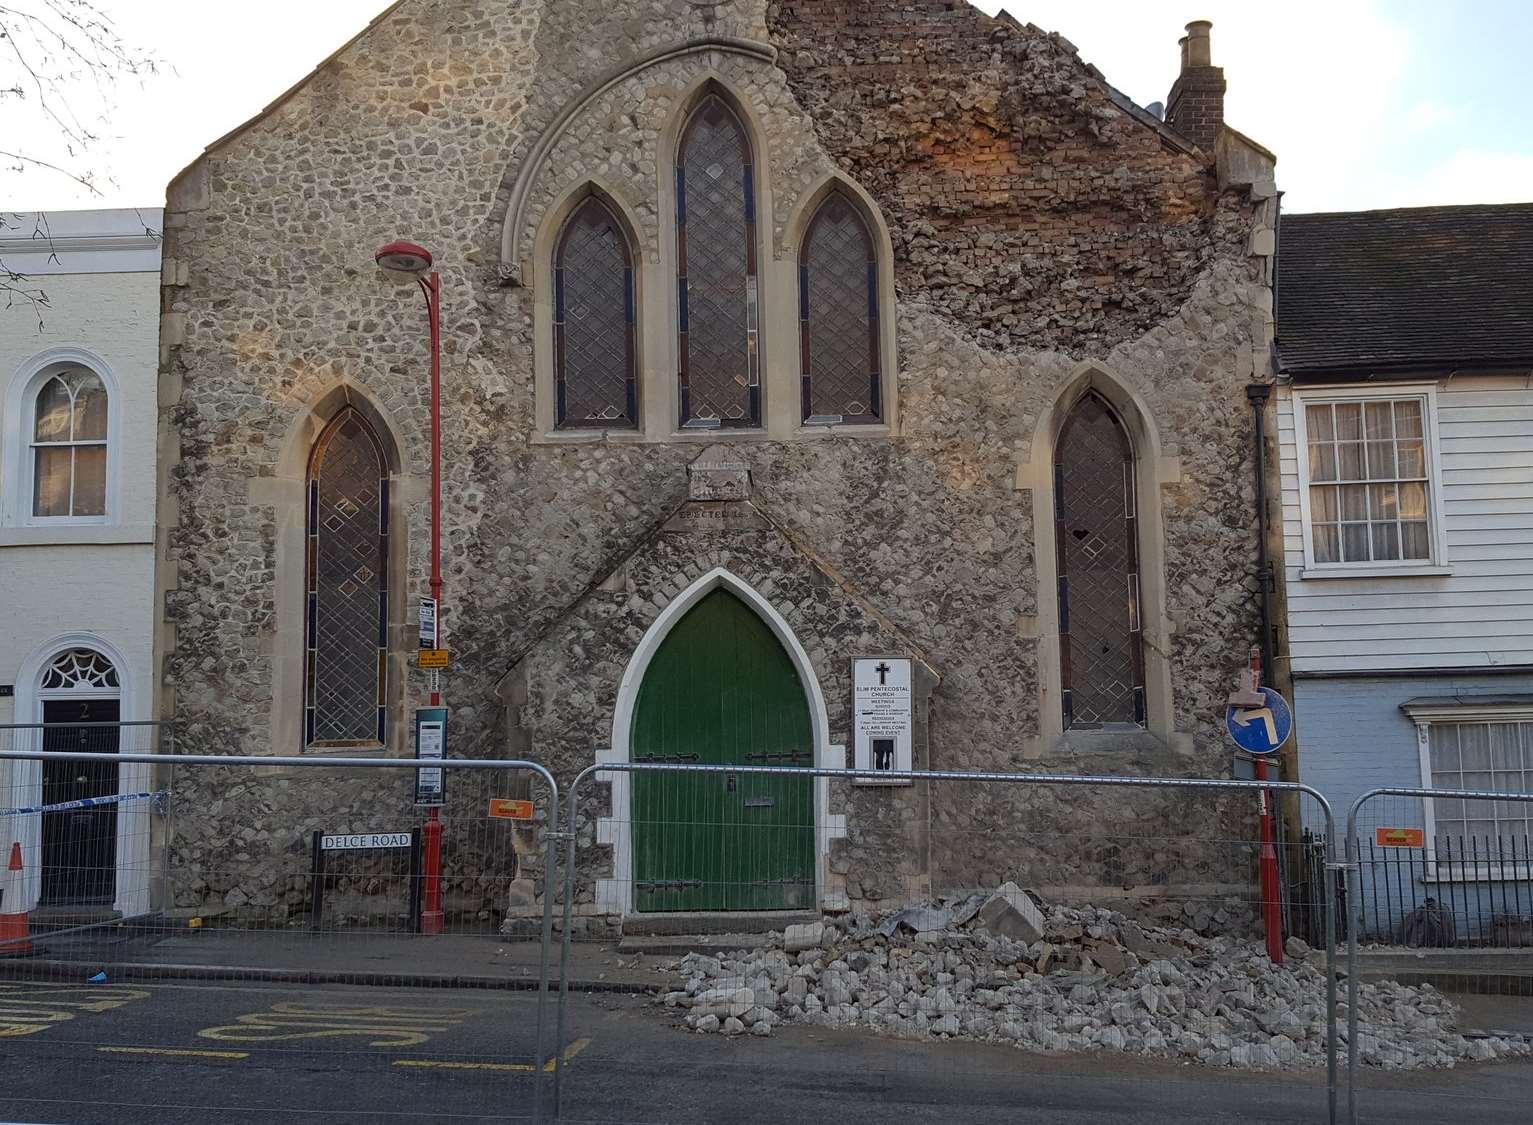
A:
[1166,67,1227,151]
[766,0,1240,353]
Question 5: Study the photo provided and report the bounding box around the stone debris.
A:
[973,882,1045,944]
[664,895,1532,1072]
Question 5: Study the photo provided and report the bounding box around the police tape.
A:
[0,791,169,817]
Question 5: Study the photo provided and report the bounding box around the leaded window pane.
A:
[1055,392,1145,729]
[305,410,388,747]
[676,96,759,428]
[555,197,636,428]
[800,193,880,424]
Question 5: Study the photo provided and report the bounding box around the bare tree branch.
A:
[0,1,161,325]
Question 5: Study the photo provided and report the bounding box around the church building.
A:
[154,1,1280,929]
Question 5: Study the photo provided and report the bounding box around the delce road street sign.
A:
[1224,686,1292,756]
[415,707,447,806]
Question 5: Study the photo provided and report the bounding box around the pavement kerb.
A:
[3,956,672,994]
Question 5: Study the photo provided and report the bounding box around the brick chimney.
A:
[1165,19,1225,150]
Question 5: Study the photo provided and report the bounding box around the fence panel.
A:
[553,764,1342,1125]
[1346,786,1533,1124]
[0,740,561,1125]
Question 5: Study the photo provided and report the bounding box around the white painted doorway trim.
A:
[6,633,150,916]
[597,567,846,917]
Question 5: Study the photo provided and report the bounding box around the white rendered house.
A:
[0,208,163,917]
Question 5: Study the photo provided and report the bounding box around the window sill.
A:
[0,524,153,547]
[792,423,892,440]
[529,427,647,446]
[1301,564,1453,580]
[303,743,389,758]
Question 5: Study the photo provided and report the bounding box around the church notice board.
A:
[853,657,913,786]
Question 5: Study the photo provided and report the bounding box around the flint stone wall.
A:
[156,0,1278,925]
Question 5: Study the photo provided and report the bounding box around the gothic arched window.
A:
[1054,391,1146,730]
[799,193,880,425]
[676,95,759,429]
[31,368,108,518]
[554,196,637,428]
[305,408,389,747]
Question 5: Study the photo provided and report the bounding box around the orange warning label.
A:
[1375,827,1425,848]
[488,799,534,821]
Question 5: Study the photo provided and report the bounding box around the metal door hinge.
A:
[635,879,704,892]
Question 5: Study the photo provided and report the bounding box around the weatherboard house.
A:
[1277,204,1533,942]
[154,1,1282,929]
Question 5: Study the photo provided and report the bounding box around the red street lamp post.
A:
[376,239,446,936]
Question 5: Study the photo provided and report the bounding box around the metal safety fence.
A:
[0,742,562,1125]
[1346,786,1533,1125]
[555,763,1344,1125]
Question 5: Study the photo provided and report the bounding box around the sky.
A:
[3,0,1531,216]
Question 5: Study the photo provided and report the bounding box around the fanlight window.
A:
[305,409,389,747]
[554,196,637,429]
[1054,392,1146,729]
[32,369,107,517]
[676,95,759,429]
[40,648,120,691]
[799,193,881,425]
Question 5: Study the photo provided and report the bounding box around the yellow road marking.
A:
[0,983,151,1039]
[198,1003,474,1046]
[98,1046,249,1060]
[393,1037,592,1073]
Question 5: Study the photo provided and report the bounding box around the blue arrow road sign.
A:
[1224,686,1292,755]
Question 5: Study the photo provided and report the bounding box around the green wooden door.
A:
[632,589,815,912]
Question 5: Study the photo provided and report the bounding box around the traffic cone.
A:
[0,842,31,956]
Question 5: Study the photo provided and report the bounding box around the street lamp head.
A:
[375,240,434,284]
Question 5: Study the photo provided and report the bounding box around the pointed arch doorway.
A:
[628,587,816,912]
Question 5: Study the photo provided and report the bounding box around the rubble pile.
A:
[662,885,1531,1071]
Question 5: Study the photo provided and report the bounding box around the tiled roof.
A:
[1276,203,1533,377]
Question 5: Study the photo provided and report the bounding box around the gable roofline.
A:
[165,0,409,200]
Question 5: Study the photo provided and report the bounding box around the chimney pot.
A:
[1185,19,1213,68]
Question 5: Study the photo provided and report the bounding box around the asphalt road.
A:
[0,976,1528,1124]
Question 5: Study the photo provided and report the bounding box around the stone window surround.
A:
[1017,364,1187,759]
[528,77,899,446]
[1290,382,1450,580]
[1,346,123,531]
[1402,699,1533,882]
[250,382,420,757]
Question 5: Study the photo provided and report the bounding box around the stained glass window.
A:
[800,193,880,425]
[555,196,637,428]
[305,409,389,747]
[676,95,759,429]
[1054,392,1146,730]
[32,369,107,517]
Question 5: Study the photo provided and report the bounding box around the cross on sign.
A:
[875,662,891,685]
